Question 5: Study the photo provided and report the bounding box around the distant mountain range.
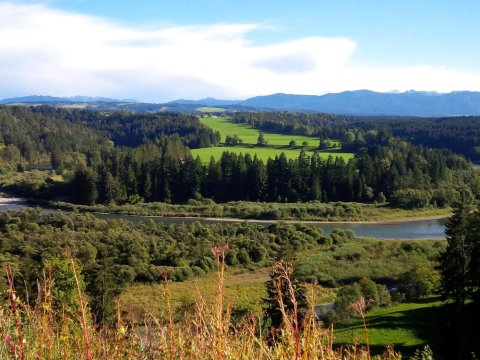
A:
[170,90,480,116]
[238,90,480,116]
[3,90,480,116]
[168,97,241,107]
[0,95,137,104]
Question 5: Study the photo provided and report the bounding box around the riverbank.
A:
[47,199,451,223]
[122,213,448,225]
[2,197,451,224]
[0,197,448,239]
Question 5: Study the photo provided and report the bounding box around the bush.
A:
[397,263,440,301]
[390,189,432,209]
[333,278,391,323]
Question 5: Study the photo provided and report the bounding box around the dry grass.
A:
[0,256,403,360]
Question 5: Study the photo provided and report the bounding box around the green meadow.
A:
[199,116,339,146]
[334,297,443,357]
[197,107,226,113]
[194,116,352,162]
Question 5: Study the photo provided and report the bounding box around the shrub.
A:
[397,263,440,301]
[390,189,432,209]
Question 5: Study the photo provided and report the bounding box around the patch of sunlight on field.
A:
[199,116,340,147]
[334,297,443,357]
[197,107,226,113]
[194,116,353,162]
[120,267,336,322]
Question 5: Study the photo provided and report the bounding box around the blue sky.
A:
[1,0,480,101]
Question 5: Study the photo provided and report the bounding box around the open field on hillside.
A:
[194,116,352,162]
[334,297,443,357]
[119,268,336,321]
[197,107,226,113]
[120,269,267,321]
[199,116,341,147]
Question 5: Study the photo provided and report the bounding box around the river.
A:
[0,197,447,239]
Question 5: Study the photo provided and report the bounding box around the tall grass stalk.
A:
[69,257,91,360]
[0,251,404,359]
[2,265,25,360]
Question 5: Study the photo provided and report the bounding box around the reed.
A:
[0,252,404,359]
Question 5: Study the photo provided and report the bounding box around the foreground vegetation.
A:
[0,209,443,322]
[1,205,479,358]
[0,257,407,360]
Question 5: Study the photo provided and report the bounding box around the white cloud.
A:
[1,2,480,101]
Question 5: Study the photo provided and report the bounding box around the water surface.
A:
[0,197,446,239]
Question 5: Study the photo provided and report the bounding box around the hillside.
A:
[4,90,480,116]
[239,90,480,116]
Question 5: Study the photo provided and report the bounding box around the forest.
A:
[2,105,478,209]
[1,105,480,358]
[233,111,480,162]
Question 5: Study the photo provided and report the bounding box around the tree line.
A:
[438,200,480,358]
[0,106,106,171]
[30,106,220,148]
[71,131,474,206]
[0,105,219,172]
[1,106,478,208]
[233,111,480,161]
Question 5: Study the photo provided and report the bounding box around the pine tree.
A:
[438,201,473,359]
[439,202,471,309]
[263,260,307,330]
[257,131,267,146]
[72,167,98,205]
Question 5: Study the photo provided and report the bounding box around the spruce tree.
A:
[439,201,470,309]
[263,260,307,330]
[257,131,267,146]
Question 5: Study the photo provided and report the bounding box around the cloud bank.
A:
[1,2,480,101]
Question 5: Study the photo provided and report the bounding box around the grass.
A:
[2,258,387,360]
[120,268,337,322]
[194,116,353,162]
[60,104,88,109]
[120,269,269,321]
[335,297,443,357]
[197,107,226,113]
[200,116,339,146]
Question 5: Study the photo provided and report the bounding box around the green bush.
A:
[397,263,440,301]
[390,189,432,209]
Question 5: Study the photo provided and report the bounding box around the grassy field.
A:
[119,268,336,322]
[335,297,443,357]
[194,116,352,162]
[120,267,444,357]
[199,116,339,146]
[120,269,268,321]
[197,107,226,113]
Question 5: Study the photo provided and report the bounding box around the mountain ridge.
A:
[238,90,480,116]
[0,95,137,104]
[2,90,480,116]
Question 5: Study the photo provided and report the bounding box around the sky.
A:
[1,0,480,102]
